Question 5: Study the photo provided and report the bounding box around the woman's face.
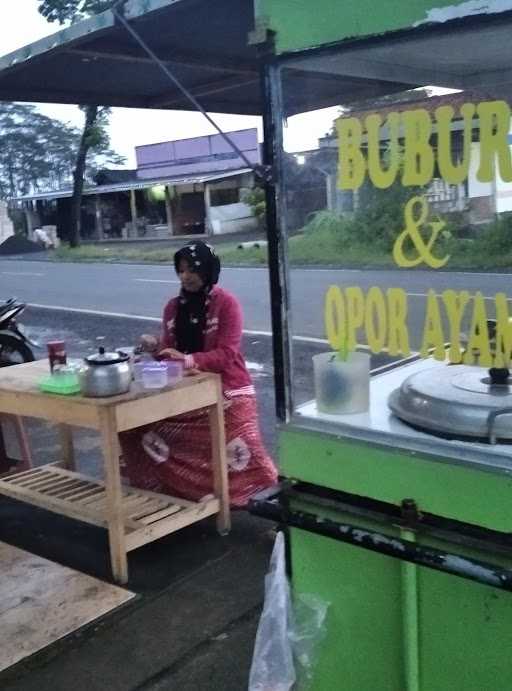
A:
[177,258,204,293]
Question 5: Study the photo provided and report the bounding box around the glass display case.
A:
[274,18,512,468]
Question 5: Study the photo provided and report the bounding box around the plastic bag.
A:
[249,532,296,691]
[290,593,329,688]
[249,532,329,691]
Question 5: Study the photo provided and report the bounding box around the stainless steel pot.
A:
[388,364,512,443]
[79,347,131,397]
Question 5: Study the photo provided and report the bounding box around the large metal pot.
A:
[79,347,131,397]
[388,364,512,443]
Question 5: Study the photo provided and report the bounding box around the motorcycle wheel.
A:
[0,334,35,367]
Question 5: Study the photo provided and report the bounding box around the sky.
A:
[0,0,339,168]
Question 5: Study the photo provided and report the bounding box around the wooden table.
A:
[0,361,230,584]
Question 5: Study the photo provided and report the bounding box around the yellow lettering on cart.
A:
[393,196,450,269]
[442,290,470,364]
[437,104,475,185]
[420,290,445,361]
[477,101,512,183]
[336,99,512,189]
[365,287,387,352]
[324,285,346,351]
[322,287,512,365]
[402,109,435,186]
[463,292,492,367]
[494,293,512,368]
[345,287,365,351]
[387,288,410,356]
[336,117,365,190]
[367,113,400,189]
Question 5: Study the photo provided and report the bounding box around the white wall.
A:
[209,202,257,235]
[494,132,512,213]
[0,203,14,244]
[467,142,494,200]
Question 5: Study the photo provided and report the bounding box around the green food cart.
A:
[1,1,512,688]
[250,2,512,689]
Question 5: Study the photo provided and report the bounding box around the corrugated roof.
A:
[12,168,252,203]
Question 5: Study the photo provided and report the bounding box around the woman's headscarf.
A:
[173,241,221,354]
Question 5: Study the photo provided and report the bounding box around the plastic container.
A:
[132,352,154,383]
[141,362,168,389]
[313,351,370,414]
[165,360,183,386]
[39,367,81,395]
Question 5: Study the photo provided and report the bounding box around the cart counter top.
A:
[296,357,512,476]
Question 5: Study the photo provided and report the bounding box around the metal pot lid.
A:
[85,346,130,367]
[388,365,512,442]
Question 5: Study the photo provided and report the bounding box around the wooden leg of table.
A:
[59,424,75,471]
[99,407,128,584]
[208,391,230,535]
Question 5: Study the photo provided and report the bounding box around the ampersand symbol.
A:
[393,196,450,269]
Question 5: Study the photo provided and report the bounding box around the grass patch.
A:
[54,244,177,263]
[53,241,267,266]
[50,209,512,272]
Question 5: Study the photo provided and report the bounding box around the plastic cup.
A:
[313,351,370,414]
[47,340,66,372]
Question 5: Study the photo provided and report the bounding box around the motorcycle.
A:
[0,298,38,367]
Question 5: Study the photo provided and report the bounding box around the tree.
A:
[37,0,112,24]
[0,104,75,197]
[38,0,118,246]
[0,103,123,203]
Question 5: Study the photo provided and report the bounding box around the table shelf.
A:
[0,361,229,583]
[0,465,220,551]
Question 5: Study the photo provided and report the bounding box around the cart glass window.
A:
[278,20,512,452]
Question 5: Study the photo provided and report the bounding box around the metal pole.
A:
[250,499,512,592]
[401,528,420,691]
[260,56,293,421]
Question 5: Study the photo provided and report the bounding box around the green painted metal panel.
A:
[280,427,512,532]
[290,509,512,689]
[258,0,512,54]
[417,567,512,690]
[290,528,405,691]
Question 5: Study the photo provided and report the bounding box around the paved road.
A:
[1,259,511,349]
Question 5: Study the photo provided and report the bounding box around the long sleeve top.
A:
[160,286,254,397]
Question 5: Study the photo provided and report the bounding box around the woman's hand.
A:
[139,334,158,353]
[158,347,185,361]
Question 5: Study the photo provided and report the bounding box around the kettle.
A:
[79,347,131,397]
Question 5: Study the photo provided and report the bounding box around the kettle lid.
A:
[85,346,130,366]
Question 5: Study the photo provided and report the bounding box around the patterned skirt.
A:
[119,395,277,508]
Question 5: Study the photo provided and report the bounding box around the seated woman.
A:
[120,241,277,508]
